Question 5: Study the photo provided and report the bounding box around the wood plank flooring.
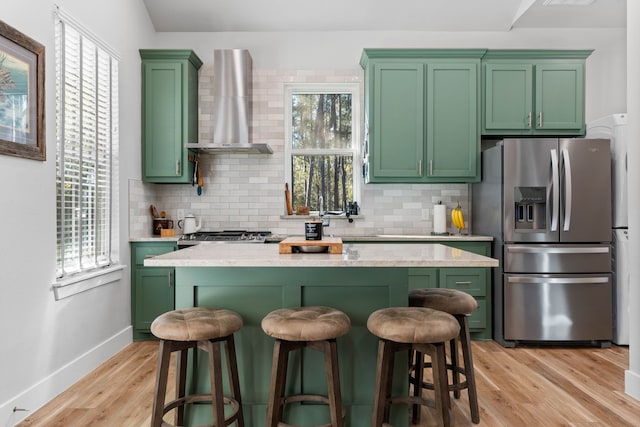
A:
[16,340,640,426]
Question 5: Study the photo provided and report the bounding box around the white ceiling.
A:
[142,0,626,33]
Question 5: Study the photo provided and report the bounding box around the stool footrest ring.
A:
[161,394,241,427]
[410,364,469,393]
[275,394,347,427]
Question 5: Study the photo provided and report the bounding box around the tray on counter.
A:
[278,237,343,254]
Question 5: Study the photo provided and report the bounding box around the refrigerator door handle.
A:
[507,276,609,285]
[507,246,610,254]
[550,149,560,231]
[562,147,573,231]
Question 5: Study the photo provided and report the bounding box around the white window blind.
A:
[55,9,119,279]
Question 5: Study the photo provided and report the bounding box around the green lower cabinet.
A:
[439,267,490,337]
[130,242,176,341]
[403,241,492,340]
[172,259,492,426]
[175,267,413,427]
[440,241,492,340]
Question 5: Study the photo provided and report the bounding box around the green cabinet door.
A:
[142,61,182,179]
[535,62,585,131]
[439,267,490,336]
[371,62,424,180]
[140,50,202,183]
[130,241,176,341]
[134,268,175,330]
[484,63,533,131]
[427,62,479,179]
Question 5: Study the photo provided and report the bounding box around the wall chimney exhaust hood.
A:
[187,49,272,154]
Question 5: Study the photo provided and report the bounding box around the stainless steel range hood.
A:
[187,49,272,154]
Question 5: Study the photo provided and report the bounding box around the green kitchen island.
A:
[145,241,498,427]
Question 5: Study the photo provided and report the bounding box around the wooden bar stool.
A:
[261,306,351,427]
[367,307,460,427]
[150,307,245,427]
[409,288,480,424]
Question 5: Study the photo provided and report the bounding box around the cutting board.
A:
[278,237,343,254]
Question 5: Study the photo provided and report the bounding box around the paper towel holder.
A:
[431,201,451,236]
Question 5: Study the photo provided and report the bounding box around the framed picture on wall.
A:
[0,19,45,161]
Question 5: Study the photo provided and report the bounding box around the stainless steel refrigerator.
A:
[473,138,612,347]
[587,113,629,345]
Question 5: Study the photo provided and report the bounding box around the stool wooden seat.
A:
[367,307,460,427]
[261,306,351,427]
[409,288,480,424]
[150,307,245,427]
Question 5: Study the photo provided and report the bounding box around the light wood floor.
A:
[16,340,640,426]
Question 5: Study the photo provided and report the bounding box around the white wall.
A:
[625,1,640,400]
[0,1,155,424]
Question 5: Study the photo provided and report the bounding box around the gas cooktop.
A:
[178,230,272,246]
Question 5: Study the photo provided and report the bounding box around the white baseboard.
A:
[626,368,640,401]
[0,326,133,427]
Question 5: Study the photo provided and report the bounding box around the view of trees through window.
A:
[290,93,354,212]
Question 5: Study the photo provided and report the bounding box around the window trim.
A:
[283,82,361,213]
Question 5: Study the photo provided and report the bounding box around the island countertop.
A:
[144,241,498,268]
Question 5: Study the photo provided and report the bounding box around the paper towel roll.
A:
[433,204,447,234]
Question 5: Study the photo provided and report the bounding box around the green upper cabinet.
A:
[482,50,592,136]
[140,49,203,183]
[371,62,424,179]
[427,62,479,178]
[360,49,485,184]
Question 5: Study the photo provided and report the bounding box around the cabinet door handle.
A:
[429,159,433,176]
[167,271,173,288]
[455,281,473,285]
[538,111,543,128]
[528,112,532,128]
[418,160,423,176]
[175,160,180,176]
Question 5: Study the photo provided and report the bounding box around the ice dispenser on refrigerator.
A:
[514,187,546,230]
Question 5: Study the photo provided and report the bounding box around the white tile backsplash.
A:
[129,67,471,238]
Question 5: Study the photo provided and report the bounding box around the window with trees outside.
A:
[54,8,121,296]
[285,83,360,214]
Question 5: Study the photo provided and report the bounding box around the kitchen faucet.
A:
[318,195,330,228]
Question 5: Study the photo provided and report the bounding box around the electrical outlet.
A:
[176,209,184,220]
[422,209,429,221]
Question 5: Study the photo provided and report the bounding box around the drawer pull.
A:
[455,281,473,285]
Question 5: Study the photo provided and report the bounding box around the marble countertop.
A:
[129,236,180,242]
[144,241,498,268]
[271,234,493,242]
[130,233,493,243]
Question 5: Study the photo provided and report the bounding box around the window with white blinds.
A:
[55,11,119,279]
